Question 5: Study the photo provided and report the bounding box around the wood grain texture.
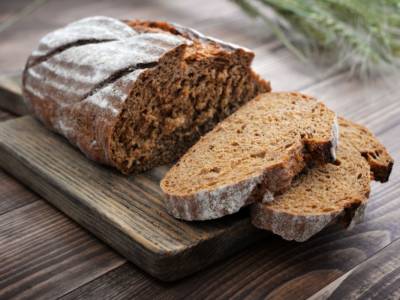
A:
[0,116,268,281]
[310,237,400,300]
[0,170,39,215]
[60,177,400,300]
[0,110,15,122]
[0,200,125,300]
[0,0,30,24]
[0,0,48,32]
[0,75,26,115]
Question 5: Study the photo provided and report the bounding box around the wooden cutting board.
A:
[0,115,266,281]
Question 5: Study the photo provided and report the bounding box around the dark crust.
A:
[362,153,394,183]
[124,20,248,52]
[374,160,394,183]
[339,200,364,228]
[340,117,394,183]
[307,140,336,164]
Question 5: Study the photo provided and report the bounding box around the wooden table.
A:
[1,1,399,299]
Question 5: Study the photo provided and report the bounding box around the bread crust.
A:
[161,93,338,220]
[251,197,367,242]
[251,204,341,242]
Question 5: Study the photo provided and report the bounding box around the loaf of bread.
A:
[251,118,393,241]
[160,92,338,220]
[23,16,270,173]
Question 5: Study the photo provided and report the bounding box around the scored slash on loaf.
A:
[160,92,339,220]
[23,16,270,174]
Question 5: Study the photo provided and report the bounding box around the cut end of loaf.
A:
[161,92,338,220]
[109,22,270,174]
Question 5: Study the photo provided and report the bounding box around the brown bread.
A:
[251,118,393,241]
[22,16,270,173]
[161,92,338,220]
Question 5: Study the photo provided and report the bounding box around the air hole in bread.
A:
[209,166,221,173]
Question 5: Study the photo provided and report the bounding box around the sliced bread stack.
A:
[161,92,338,220]
[251,117,393,241]
[160,92,393,241]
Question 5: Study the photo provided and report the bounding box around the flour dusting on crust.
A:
[164,175,262,220]
[32,16,137,58]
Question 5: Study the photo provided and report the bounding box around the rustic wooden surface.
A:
[0,117,265,281]
[0,0,399,299]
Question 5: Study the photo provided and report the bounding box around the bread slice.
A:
[160,92,338,220]
[23,16,269,174]
[251,118,393,241]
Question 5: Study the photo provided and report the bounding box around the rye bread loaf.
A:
[251,118,393,242]
[160,92,338,220]
[22,16,270,173]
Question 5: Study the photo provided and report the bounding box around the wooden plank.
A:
[0,76,27,115]
[0,0,31,24]
[0,0,48,32]
[303,73,400,130]
[0,200,125,300]
[61,264,164,300]
[0,116,267,281]
[0,170,39,215]
[0,110,15,122]
[309,237,400,300]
